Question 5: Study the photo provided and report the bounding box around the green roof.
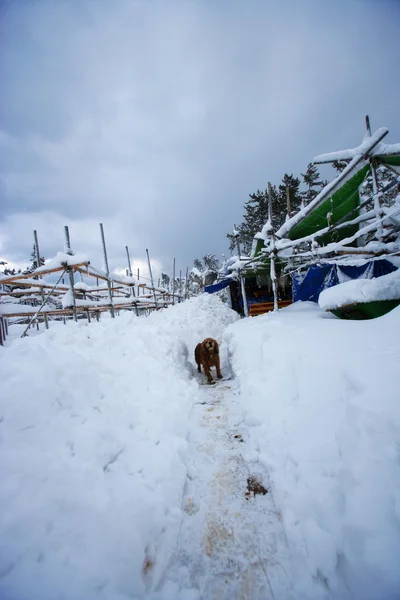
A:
[288,164,370,244]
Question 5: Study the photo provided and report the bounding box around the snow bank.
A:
[0,295,238,600]
[319,269,400,310]
[224,302,400,599]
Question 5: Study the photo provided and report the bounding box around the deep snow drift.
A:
[224,302,400,600]
[1,296,399,600]
[0,295,238,600]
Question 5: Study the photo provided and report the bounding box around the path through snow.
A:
[152,378,294,600]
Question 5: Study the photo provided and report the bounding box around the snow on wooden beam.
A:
[313,127,389,164]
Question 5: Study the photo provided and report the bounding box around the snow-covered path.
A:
[153,379,293,600]
[1,297,400,600]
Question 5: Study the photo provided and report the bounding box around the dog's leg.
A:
[215,354,223,379]
[195,345,201,373]
[203,363,213,384]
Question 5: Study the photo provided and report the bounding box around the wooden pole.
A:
[185,266,189,300]
[0,317,4,346]
[64,225,72,254]
[125,245,133,277]
[33,230,49,330]
[125,245,138,315]
[364,116,383,240]
[365,114,372,136]
[179,269,182,303]
[172,258,176,305]
[234,226,248,317]
[268,183,279,312]
[146,249,158,309]
[64,226,77,322]
[99,223,115,318]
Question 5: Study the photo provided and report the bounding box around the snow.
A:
[61,289,75,308]
[313,127,389,163]
[35,251,89,273]
[1,296,400,599]
[254,219,273,242]
[0,303,53,315]
[223,302,400,599]
[319,269,400,311]
[0,276,58,286]
[0,295,238,600]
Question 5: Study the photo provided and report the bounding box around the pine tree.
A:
[278,174,302,221]
[161,273,170,289]
[301,163,324,205]
[203,254,219,271]
[24,245,45,274]
[193,258,203,271]
[359,164,400,209]
[332,160,349,173]
[226,189,270,255]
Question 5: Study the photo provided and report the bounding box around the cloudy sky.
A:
[1,0,399,280]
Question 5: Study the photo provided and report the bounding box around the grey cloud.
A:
[1,0,399,276]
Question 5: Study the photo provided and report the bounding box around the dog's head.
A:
[203,337,218,354]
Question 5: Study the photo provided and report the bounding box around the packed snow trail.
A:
[150,377,294,600]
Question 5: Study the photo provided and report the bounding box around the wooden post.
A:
[64,226,77,322]
[234,226,248,318]
[146,249,158,309]
[185,267,189,300]
[126,245,133,277]
[172,258,176,305]
[99,223,115,318]
[268,183,279,312]
[33,230,49,330]
[363,117,383,240]
[125,245,138,316]
[365,114,372,136]
[179,269,182,303]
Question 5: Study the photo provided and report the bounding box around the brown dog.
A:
[195,337,223,384]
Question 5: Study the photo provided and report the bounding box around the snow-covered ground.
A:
[0,296,399,600]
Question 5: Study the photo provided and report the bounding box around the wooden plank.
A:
[249,299,292,317]
[0,262,89,283]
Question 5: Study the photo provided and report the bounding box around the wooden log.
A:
[0,263,89,284]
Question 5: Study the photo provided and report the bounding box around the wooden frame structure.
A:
[0,224,191,344]
[225,116,400,317]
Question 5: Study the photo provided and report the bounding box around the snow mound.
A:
[224,302,400,599]
[319,269,400,310]
[0,295,238,600]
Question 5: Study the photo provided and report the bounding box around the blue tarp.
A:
[292,259,397,303]
[204,279,232,294]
